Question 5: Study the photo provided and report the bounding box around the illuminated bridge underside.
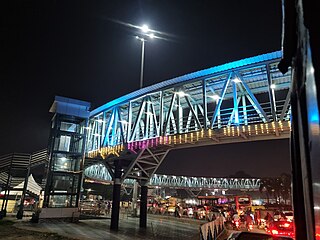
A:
[84,164,260,190]
[86,51,291,182]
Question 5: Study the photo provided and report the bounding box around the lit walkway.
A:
[13,214,201,240]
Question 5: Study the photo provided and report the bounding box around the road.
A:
[12,214,203,240]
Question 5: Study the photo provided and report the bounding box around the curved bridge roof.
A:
[91,51,282,116]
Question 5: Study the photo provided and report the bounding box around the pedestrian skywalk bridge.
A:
[84,163,260,190]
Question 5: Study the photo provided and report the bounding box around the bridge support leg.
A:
[110,161,122,231]
[132,181,138,217]
[139,183,148,228]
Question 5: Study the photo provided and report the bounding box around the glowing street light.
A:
[141,24,149,33]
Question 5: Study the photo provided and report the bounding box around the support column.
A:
[16,174,29,219]
[139,182,148,228]
[0,174,11,218]
[131,181,138,217]
[110,160,122,231]
[17,155,31,219]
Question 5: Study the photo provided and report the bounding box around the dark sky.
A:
[1,0,290,177]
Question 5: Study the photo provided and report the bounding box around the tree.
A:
[259,178,274,204]
[259,174,292,205]
[280,173,292,204]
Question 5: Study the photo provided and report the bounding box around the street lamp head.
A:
[135,36,145,42]
[141,24,149,33]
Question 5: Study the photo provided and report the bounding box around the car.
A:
[167,205,176,214]
[226,232,294,240]
[266,221,295,238]
[282,211,294,222]
[273,210,283,221]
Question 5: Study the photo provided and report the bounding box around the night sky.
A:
[1,1,290,177]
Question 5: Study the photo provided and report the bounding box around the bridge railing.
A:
[200,216,225,240]
[87,120,291,160]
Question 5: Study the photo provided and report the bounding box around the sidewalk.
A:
[8,214,201,240]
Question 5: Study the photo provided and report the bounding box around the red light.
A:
[283,223,291,228]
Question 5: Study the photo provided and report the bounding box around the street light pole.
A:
[139,39,145,89]
[136,24,155,89]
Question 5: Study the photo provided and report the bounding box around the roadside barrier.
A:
[200,216,225,240]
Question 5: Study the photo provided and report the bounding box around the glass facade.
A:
[48,195,77,208]
[44,114,88,208]
[51,153,81,172]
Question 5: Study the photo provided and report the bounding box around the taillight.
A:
[283,223,291,228]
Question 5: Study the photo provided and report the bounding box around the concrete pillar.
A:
[139,183,148,228]
[131,181,138,217]
[110,160,122,230]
